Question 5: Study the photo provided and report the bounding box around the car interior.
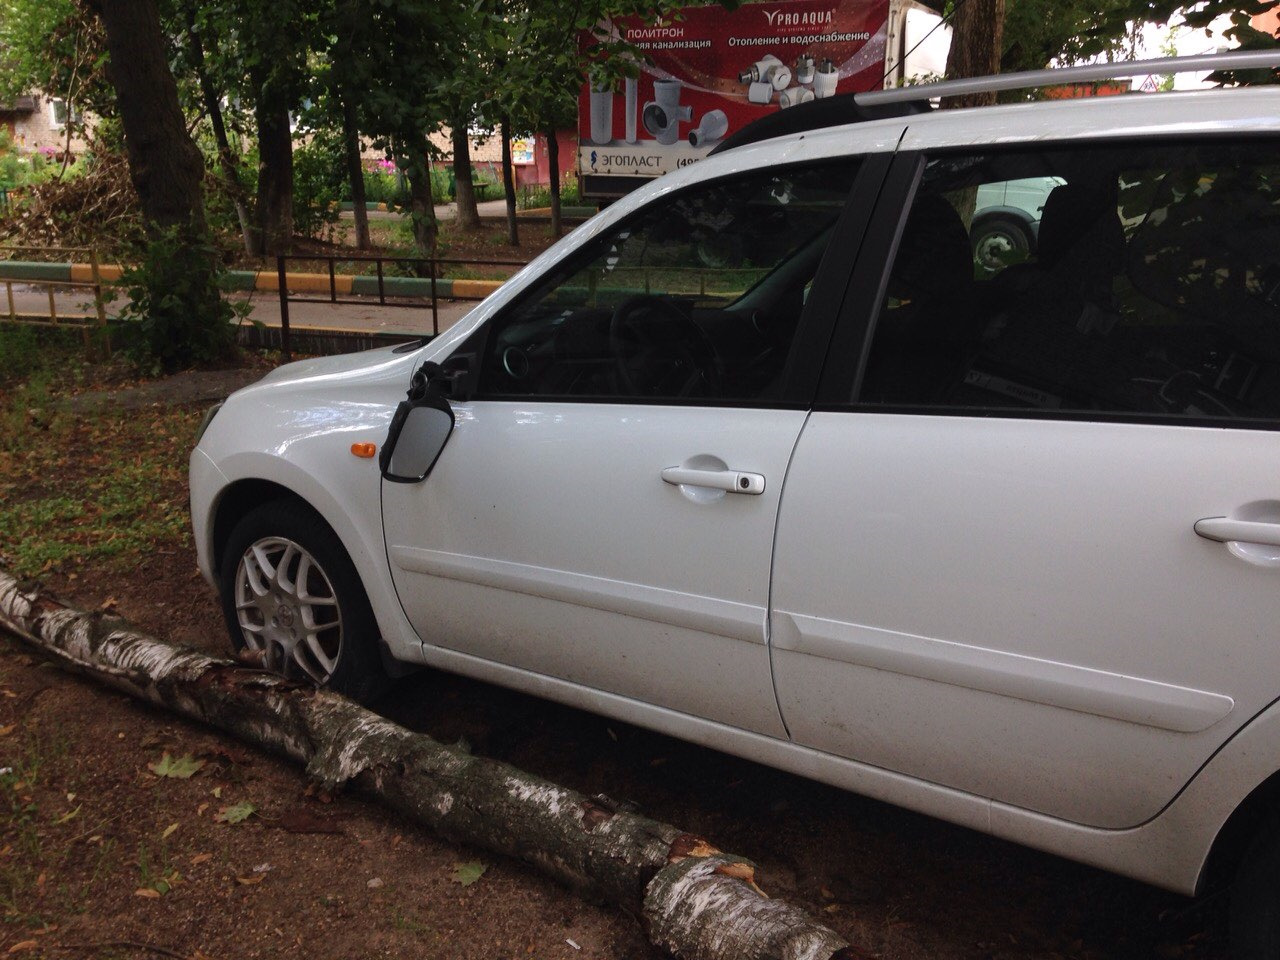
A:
[859,142,1280,420]
[477,164,859,403]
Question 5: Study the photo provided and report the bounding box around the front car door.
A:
[771,133,1280,828]
[383,156,881,735]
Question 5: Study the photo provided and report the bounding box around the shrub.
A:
[292,135,345,239]
[114,225,240,375]
[517,176,582,210]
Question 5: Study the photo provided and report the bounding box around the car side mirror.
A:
[411,354,476,402]
[380,396,455,483]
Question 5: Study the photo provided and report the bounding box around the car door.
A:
[382,156,883,735]
[770,138,1280,828]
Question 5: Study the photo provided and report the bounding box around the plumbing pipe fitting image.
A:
[795,54,816,85]
[688,110,728,147]
[748,80,774,105]
[739,54,790,90]
[814,59,838,99]
[625,76,638,144]
[589,83,614,144]
[778,86,814,109]
[642,79,692,145]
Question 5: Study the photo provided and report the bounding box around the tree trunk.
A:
[0,570,857,960]
[406,145,437,257]
[545,127,562,240]
[93,0,206,232]
[254,76,295,256]
[500,116,519,246]
[941,0,1006,109]
[451,121,481,231]
[185,10,255,255]
[341,94,372,251]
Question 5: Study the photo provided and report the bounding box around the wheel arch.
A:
[205,457,425,677]
[1201,767,1280,896]
[211,478,304,575]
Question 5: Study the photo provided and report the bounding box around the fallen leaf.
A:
[190,853,213,866]
[148,754,205,780]
[99,596,117,612]
[215,801,256,825]
[0,724,15,738]
[212,786,223,799]
[451,861,487,887]
[134,888,162,899]
[196,803,209,817]
[162,823,180,839]
[6,941,38,953]
[54,806,80,825]
[366,877,384,889]
[237,874,266,885]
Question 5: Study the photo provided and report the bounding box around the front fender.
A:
[193,362,428,669]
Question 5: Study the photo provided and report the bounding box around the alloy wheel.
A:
[233,536,343,684]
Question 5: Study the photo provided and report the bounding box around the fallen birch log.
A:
[0,571,862,960]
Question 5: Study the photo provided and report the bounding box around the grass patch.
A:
[0,403,200,577]
[0,326,202,577]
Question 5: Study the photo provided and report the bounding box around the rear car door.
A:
[771,137,1280,828]
[383,155,889,734]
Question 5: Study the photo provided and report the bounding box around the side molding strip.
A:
[773,612,1234,733]
[390,546,766,644]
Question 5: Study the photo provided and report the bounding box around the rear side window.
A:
[857,141,1280,422]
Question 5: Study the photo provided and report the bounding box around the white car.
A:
[192,59,1280,956]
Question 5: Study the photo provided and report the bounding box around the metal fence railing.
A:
[0,244,110,351]
[274,253,526,360]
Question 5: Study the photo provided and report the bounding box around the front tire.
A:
[1231,819,1280,959]
[219,499,388,703]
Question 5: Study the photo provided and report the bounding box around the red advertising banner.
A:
[579,0,892,188]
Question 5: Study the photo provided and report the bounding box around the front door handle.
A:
[661,466,765,495]
[1194,517,1280,547]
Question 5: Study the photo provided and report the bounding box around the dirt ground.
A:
[0,351,1233,959]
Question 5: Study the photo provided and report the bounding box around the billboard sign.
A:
[578,0,892,193]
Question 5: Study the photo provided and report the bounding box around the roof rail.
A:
[857,49,1280,106]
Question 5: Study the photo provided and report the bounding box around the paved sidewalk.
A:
[5,284,480,338]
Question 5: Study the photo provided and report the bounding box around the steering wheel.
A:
[608,294,721,398]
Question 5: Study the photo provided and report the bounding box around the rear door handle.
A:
[1194,517,1280,547]
[661,466,765,495]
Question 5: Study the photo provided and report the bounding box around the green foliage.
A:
[1001,0,1280,76]
[362,166,411,207]
[292,134,345,239]
[518,176,581,210]
[114,226,240,375]
[0,0,112,126]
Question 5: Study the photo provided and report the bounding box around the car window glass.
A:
[478,162,859,403]
[857,142,1280,422]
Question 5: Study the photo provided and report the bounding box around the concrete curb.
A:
[0,260,507,301]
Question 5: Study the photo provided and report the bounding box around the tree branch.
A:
[0,570,857,960]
